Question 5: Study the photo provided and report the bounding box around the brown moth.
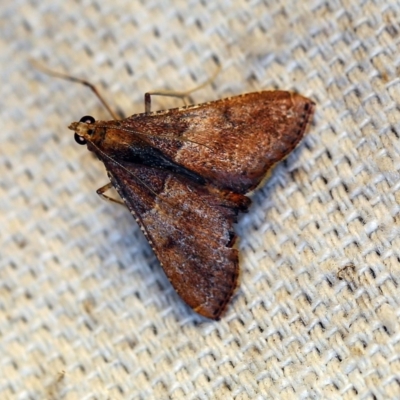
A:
[69,90,315,320]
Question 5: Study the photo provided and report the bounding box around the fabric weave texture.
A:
[1,1,400,399]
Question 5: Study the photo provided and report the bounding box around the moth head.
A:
[68,115,96,145]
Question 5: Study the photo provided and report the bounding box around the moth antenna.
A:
[98,125,213,151]
[30,60,119,120]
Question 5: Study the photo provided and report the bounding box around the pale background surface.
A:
[1,1,400,399]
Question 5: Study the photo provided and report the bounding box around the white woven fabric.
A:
[1,1,400,398]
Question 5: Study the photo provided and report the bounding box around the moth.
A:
[67,80,315,319]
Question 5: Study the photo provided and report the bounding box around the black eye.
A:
[75,115,95,145]
[74,133,87,145]
[79,115,95,124]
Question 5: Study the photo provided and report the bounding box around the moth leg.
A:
[144,66,221,113]
[31,60,119,120]
[97,183,126,207]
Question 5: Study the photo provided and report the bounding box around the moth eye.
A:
[74,132,87,145]
[79,115,95,124]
